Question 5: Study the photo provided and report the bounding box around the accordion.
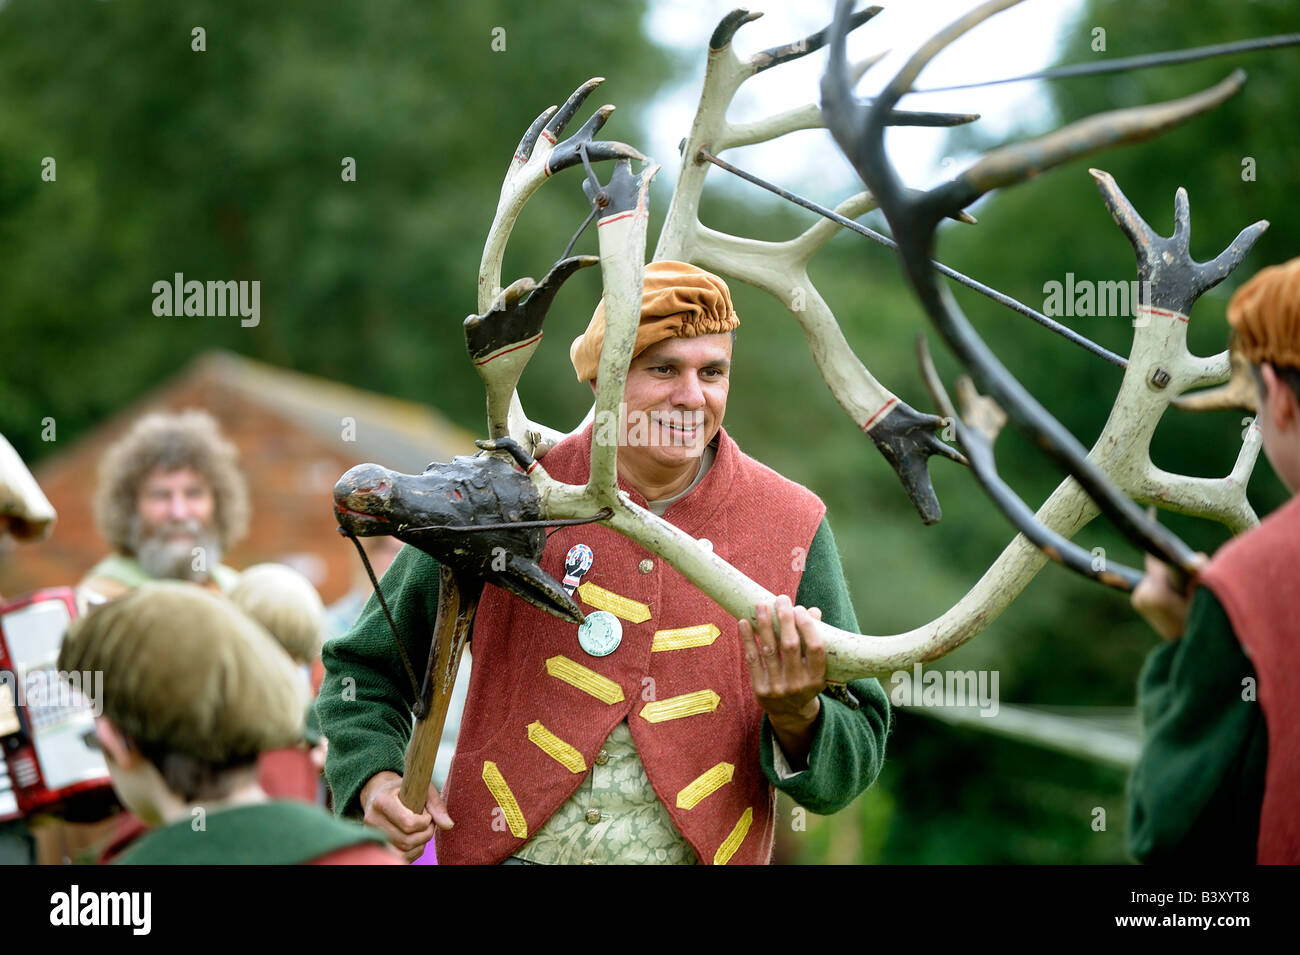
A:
[0,587,115,822]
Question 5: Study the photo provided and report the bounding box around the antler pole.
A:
[475,78,646,457]
[694,147,1128,369]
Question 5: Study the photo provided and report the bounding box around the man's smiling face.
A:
[616,333,732,473]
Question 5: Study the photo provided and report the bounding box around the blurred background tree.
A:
[0,0,679,446]
[0,0,1294,863]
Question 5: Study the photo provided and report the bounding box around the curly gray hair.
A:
[94,410,250,554]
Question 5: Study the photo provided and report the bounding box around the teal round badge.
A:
[577,610,623,657]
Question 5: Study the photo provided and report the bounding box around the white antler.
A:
[474,78,645,457]
[523,284,1259,679]
[654,8,970,524]
[0,432,56,541]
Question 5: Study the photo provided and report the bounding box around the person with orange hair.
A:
[1129,257,1300,865]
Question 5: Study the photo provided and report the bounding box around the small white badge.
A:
[578,610,622,657]
[563,544,594,595]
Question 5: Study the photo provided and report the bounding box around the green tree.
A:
[0,0,676,460]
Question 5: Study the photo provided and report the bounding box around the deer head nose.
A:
[334,463,396,517]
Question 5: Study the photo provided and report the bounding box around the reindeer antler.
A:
[511,5,1267,676]
[821,0,1263,589]
[1172,347,1258,413]
[655,7,974,524]
[0,432,56,541]
[477,78,646,456]
[1089,170,1264,529]
[466,255,599,444]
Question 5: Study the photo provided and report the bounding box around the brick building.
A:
[0,351,476,603]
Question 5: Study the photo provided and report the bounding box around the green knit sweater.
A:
[113,800,389,865]
[318,519,891,828]
[1126,586,1268,863]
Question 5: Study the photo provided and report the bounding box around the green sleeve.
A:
[759,517,893,815]
[1125,586,1267,864]
[316,544,442,819]
[303,695,323,746]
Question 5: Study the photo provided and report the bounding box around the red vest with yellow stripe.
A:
[436,424,826,865]
[1199,493,1300,864]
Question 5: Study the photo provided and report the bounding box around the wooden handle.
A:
[400,708,451,812]
[399,566,477,813]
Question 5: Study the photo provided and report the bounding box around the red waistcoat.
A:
[436,425,826,865]
[1199,493,1300,864]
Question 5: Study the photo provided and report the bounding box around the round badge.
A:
[565,544,594,576]
[563,543,595,595]
[578,610,623,657]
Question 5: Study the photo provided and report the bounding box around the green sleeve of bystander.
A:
[1126,586,1267,864]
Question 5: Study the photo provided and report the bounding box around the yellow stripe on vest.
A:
[676,762,735,810]
[527,721,587,774]
[713,807,753,865]
[577,581,651,623]
[639,689,720,723]
[545,655,625,704]
[652,623,720,651]
[482,761,528,839]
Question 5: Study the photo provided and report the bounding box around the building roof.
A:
[192,351,476,476]
[0,351,479,603]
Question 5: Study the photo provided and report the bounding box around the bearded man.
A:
[34,411,250,864]
[79,410,247,605]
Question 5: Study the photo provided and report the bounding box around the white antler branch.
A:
[0,432,55,542]
[473,78,646,457]
[655,8,974,524]
[686,193,908,429]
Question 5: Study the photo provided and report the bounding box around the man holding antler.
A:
[319,261,890,865]
[1129,258,1300,865]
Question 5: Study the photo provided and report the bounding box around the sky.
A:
[641,0,1087,210]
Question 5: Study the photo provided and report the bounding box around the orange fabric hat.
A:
[1227,257,1300,369]
[569,260,739,382]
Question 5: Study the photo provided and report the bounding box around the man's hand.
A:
[360,771,454,863]
[1131,551,1208,642]
[739,595,826,769]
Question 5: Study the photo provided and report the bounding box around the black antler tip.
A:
[710,9,762,51]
